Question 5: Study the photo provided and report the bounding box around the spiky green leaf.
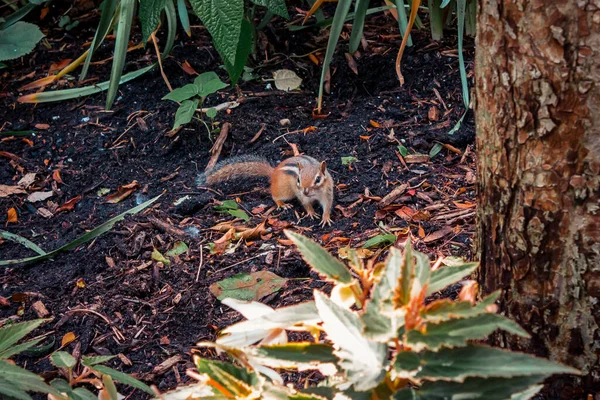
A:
[92,365,154,395]
[0,319,48,357]
[50,351,76,368]
[427,262,478,295]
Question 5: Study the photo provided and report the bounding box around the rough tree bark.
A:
[475,0,600,397]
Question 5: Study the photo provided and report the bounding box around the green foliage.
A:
[164,71,227,130]
[161,233,579,399]
[0,21,44,62]
[213,199,250,221]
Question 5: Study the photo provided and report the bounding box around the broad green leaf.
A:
[248,343,338,370]
[406,313,529,351]
[105,0,135,110]
[0,377,32,400]
[195,357,259,397]
[227,209,249,221]
[284,231,352,284]
[50,378,72,394]
[401,345,580,381]
[166,241,189,257]
[427,262,478,295]
[341,156,358,165]
[429,143,443,159]
[206,107,218,119]
[173,98,199,129]
[163,84,200,102]
[189,0,243,65]
[421,291,500,323]
[0,337,44,359]
[214,199,239,210]
[19,64,155,104]
[51,351,77,368]
[0,194,161,266]
[363,234,395,250]
[314,291,387,391]
[0,319,48,356]
[197,75,228,97]
[223,18,252,85]
[177,0,191,36]
[316,0,353,111]
[81,355,116,366]
[194,71,221,85]
[209,271,287,301]
[0,230,46,256]
[348,0,369,54]
[71,387,99,400]
[250,0,288,18]
[399,375,548,400]
[0,22,44,61]
[80,0,117,81]
[0,360,60,396]
[93,365,154,395]
[139,0,169,42]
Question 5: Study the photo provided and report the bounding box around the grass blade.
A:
[80,0,118,81]
[18,64,155,103]
[177,0,191,36]
[0,193,162,266]
[0,230,46,256]
[316,0,353,113]
[105,0,136,110]
[447,0,469,135]
[428,0,443,40]
[348,0,369,54]
[290,5,394,31]
[0,3,36,29]
[163,0,177,58]
[392,0,412,46]
[465,0,476,36]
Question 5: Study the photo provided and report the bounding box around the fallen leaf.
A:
[57,195,82,212]
[412,210,432,221]
[308,53,320,65]
[0,184,26,198]
[422,226,454,243]
[209,271,288,301]
[273,69,302,91]
[395,206,416,220]
[49,59,72,75]
[418,225,426,238]
[22,138,34,147]
[17,173,36,188]
[180,60,198,75]
[105,256,116,268]
[27,191,54,203]
[61,332,76,347]
[40,7,49,19]
[345,53,358,75]
[428,106,440,121]
[53,170,63,183]
[360,135,371,140]
[166,241,189,257]
[369,120,380,128]
[37,208,53,218]
[106,181,139,204]
[19,75,57,91]
[453,201,476,209]
[76,278,85,288]
[7,208,17,223]
[160,336,170,345]
[152,248,171,265]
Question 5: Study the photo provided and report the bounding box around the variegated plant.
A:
[161,231,578,400]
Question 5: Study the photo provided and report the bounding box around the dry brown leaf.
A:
[345,53,358,75]
[418,225,426,238]
[453,201,476,209]
[0,184,26,198]
[31,300,49,318]
[53,170,63,183]
[18,173,36,188]
[235,221,268,240]
[34,123,50,130]
[57,196,82,212]
[49,59,72,74]
[26,191,54,203]
[395,206,416,220]
[458,281,478,304]
[428,106,440,121]
[37,208,53,218]
[7,207,18,223]
[106,181,139,204]
[61,332,76,347]
[180,60,198,75]
[422,226,453,243]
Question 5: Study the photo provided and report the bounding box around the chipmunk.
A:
[197,155,334,226]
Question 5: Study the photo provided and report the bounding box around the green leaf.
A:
[206,107,218,119]
[71,387,99,400]
[421,291,500,323]
[189,0,243,65]
[105,0,135,110]
[397,144,408,157]
[51,351,77,368]
[223,18,252,85]
[0,377,32,400]
[139,0,169,42]
[0,3,37,30]
[1,231,46,257]
[429,143,443,159]
[50,379,72,395]
[162,84,200,102]
[195,357,259,396]
[341,156,358,165]
[194,71,221,85]
[18,64,155,104]
[162,0,177,59]
[22,337,55,356]
[457,0,469,109]
[0,360,60,396]
[362,234,396,249]
[177,0,191,36]
[0,337,44,360]
[406,313,530,351]
[173,98,199,129]
[227,209,249,221]
[348,0,369,54]
[314,291,387,391]
[0,319,48,357]
[0,194,162,266]
[152,248,171,265]
[250,0,288,18]
[284,230,352,284]
[428,0,444,41]
[80,0,117,81]
[166,241,189,257]
[92,365,154,395]
[197,75,228,97]
[251,343,338,365]
[214,199,239,210]
[400,345,580,381]
[427,262,478,295]
[317,0,353,111]
[0,22,44,61]
[209,271,287,301]
[393,0,412,45]
[81,355,116,366]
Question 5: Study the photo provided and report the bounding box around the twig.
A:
[205,122,231,171]
[195,246,203,283]
[216,251,272,273]
[151,32,172,92]
[250,123,266,143]
[197,101,239,113]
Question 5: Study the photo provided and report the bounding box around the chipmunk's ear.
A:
[319,161,327,173]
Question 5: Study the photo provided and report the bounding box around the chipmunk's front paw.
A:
[320,215,332,227]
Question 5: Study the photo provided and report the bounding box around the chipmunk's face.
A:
[297,161,328,197]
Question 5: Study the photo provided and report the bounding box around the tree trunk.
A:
[475,0,600,397]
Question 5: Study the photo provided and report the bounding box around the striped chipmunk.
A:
[197,155,334,226]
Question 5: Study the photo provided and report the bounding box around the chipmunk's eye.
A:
[314,176,321,185]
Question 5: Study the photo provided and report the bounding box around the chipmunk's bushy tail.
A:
[196,155,274,187]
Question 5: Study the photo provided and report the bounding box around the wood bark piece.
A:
[476,0,600,394]
[378,183,408,208]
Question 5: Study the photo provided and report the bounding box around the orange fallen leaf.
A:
[35,123,50,130]
[360,135,371,140]
[418,225,426,238]
[106,180,139,204]
[21,138,34,147]
[61,331,76,347]
[7,208,17,223]
[369,120,380,128]
[180,60,198,75]
[76,278,86,288]
[453,201,476,209]
[40,7,49,19]
[19,75,57,91]
[303,126,317,134]
[57,195,82,212]
[308,53,320,65]
[53,169,63,183]
[422,226,454,243]
[0,151,24,162]
[49,59,72,75]
[277,239,294,246]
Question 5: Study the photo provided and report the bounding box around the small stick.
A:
[195,246,204,283]
[205,122,231,171]
[217,251,272,273]
[250,123,266,143]
[151,32,172,92]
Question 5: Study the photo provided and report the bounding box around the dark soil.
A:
[1,4,480,398]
